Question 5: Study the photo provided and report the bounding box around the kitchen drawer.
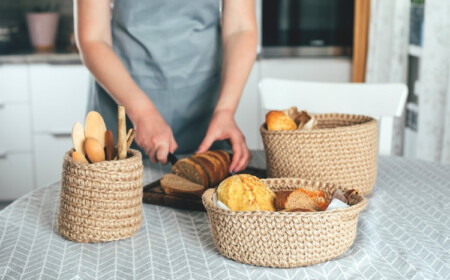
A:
[33,133,73,189]
[260,58,352,82]
[0,103,32,151]
[30,64,90,132]
[0,153,34,200]
[0,65,29,103]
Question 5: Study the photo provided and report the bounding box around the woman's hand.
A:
[197,110,251,172]
[131,110,178,164]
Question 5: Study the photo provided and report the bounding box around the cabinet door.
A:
[0,65,28,103]
[33,134,72,189]
[0,153,34,200]
[260,58,352,82]
[0,103,32,152]
[30,64,90,133]
[235,62,261,150]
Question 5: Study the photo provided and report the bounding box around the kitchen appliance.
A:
[262,0,354,57]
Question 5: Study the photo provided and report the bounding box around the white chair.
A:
[258,78,408,155]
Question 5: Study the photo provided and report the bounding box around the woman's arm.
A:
[197,0,258,172]
[75,0,177,163]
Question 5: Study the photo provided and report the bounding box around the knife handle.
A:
[167,153,178,165]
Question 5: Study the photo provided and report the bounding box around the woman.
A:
[75,0,257,172]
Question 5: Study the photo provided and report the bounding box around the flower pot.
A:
[26,12,59,52]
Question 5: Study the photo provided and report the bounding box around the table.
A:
[1,152,449,279]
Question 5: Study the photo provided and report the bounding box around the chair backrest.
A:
[258,78,408,155]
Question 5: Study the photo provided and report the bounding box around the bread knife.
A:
[167,152,178,165]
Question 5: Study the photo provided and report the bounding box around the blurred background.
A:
[0,0,449,204]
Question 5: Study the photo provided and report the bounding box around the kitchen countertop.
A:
[0,50,82,64]
[0,152,449,279]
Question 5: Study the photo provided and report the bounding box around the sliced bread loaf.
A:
[161,174,205,196]
[172,158,209,187]
[192,153,223,186]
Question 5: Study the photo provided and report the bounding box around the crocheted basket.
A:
[57,149,143,243]
[202,178,368,268]
[260,113,378,195]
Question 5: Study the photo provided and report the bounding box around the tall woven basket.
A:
[203,178,368,268]
[58,149,143,243]
[260,113,378,195]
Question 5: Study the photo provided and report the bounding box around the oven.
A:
[261,0,354,57]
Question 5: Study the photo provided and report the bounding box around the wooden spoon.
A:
[117,106,127,160]
[72,151,88,164]
[72,121,86,155]
[105,130,116,161]
[85,137,105,163]
[85,111,107,147]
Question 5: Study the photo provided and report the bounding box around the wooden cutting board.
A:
[143,167,267,211]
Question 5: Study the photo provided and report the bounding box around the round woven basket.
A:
[57,149,143,243]
[202,178,368,268]
[260,113,378,195]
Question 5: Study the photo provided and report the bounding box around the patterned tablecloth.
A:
[0,152,449,280]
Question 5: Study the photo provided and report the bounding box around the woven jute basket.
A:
[260,113,378,195]
[57,149,143,243]
[202,178,368,268]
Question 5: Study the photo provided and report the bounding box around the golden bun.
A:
[266,111,297,131]
[217,174,276,211]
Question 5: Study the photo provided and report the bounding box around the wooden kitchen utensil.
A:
[117,106,127,159]
[71,121,86,155]
[85,137,105,163]
[72,151,88,164]
[85,111,107,147]
[126,129,136,150]
[105,130,115,161]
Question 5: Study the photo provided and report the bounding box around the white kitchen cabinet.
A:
[29,64,90,189]
[235,61,261,150]
[30,64,90,133]
[0,103,32,152]
[33,134,73,188]
[0,153,34,200]
[0,64,34,200]
[0,65,29,103]
[261,58,352,82]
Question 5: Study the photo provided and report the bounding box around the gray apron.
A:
[87,0,227,155]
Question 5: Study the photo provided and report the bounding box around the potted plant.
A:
[24,0,60,52]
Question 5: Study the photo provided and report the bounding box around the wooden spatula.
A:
[85,111,107,147]
[72,121,86,155]
[117,106,127,159]
[105,130,115,161]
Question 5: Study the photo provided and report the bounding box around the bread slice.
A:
[172,158,208,187]
[161,174,205,196]
[207,151,230,180]
[275,188,329,211]
[212,150,231,166]
[190,156,213,187]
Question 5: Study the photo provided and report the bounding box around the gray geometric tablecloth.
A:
[1,152,449,279]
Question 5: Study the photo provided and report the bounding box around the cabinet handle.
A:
[0,100,4,108]
[0,150,7,158]
[48,129,72,137]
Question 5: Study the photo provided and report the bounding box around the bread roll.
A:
[275,187,329,211]
[217,174,276,211]
[266,111,297,131]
